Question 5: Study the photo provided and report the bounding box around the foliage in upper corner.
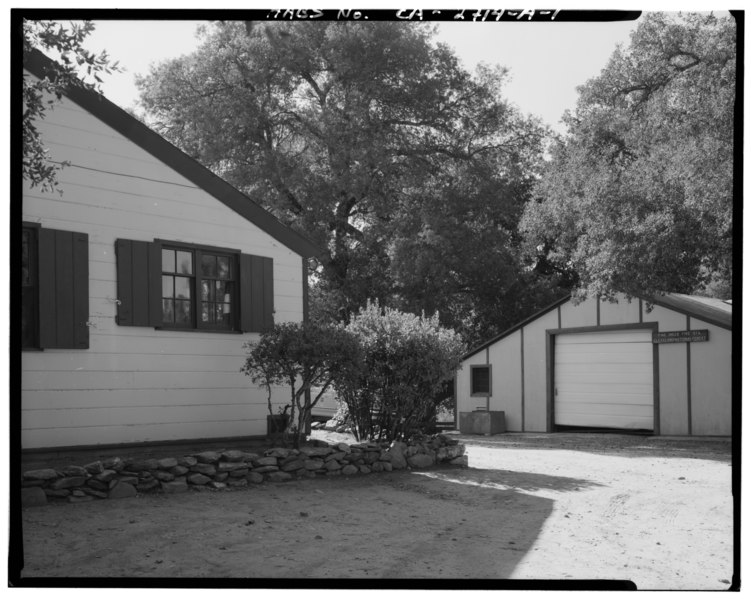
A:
[520,12,736,302]
[22,20,121,193]
[336,300,466,442]
[241,321,361,448]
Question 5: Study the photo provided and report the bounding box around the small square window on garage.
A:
[470,365,492,396]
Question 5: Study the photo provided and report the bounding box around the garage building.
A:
[455,293,732,436]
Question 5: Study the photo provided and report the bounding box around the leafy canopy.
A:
[520,12,736,301]
[22,20,121,192]
[136,21,552,341]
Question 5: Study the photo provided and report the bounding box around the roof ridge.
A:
[23,47,321,259]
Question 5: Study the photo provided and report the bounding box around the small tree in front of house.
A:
[242,322,361,448]
[336,300,466,441]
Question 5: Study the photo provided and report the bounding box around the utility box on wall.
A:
[459,410,506,435]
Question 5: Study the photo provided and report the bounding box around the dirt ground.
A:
[15,432,734,589]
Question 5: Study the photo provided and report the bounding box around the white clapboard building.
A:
[21,49,320,450]
[456,293,732,436]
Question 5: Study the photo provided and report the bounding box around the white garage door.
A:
[554,330,654,430]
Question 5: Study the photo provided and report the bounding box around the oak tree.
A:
[520,12,736,301]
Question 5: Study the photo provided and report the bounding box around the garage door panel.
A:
[555,329,654,430]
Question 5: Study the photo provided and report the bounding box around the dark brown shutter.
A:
[116,239,162,327]
[240,254,274,332]
[38,228,89,349]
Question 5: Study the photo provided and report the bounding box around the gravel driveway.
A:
[16,432,734,589]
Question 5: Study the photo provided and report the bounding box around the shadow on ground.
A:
[16,467,585,581]
[450,432,731,463]
[413,465,603,494]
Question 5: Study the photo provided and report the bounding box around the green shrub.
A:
[335,300,465,441]
[242,322,361,447]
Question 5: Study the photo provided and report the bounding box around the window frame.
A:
[156,239,241,333]
[470,364,492,397]
[21,222,40,350]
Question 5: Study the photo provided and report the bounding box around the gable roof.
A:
[464,292,732,361]
[23,48,321,259]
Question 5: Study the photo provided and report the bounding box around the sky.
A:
[75,16,640,135]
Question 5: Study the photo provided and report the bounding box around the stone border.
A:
[21,434,467,507]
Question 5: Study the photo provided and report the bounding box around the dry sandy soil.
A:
[16,432,734,590]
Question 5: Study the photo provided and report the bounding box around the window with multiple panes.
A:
[116,238,273,333]
[470,365,491,396]
[160,245,236,330]
[21,224,89,350]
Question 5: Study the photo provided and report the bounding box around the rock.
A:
[359,465,371,475]
[266,471,292,482]
[253,457,278,467]
[95,469,117,482]
[50,476,87,490]
[407,454,434,469]
[177,456,198,467]
[208,481,227,490]
[252,465,279,474]
[108,482,137,499]
[194,451,221,464]
[281,460,305,472]
[61,465,89,477]
[325,470,342,476]
[117,476,139,486]
[298,469,316,479]
[44,488,71,498]
[84,461,104,475]
[371,461,384,473]
[21,487,47,507]
[299,446,334,458]
[136,480,160,493]
[187,474,212,486]
[304,459,324,471]
[335,443,351,453]
[221,450,247,462]
[84,489,108,499]
[228,478,248,488]
[229,468,249,478]
[325,460,341,471]
[22,468,59,481]
[380,461,393,472]
[365,451,380,463]
[214,472,229,482]
[102,457,125,471]
[450,455,469,467]
[156,457,178,469]
[246,472,265,484]
[154,471,175,482]
[68,494,94,503]
[171,466,189,476]
[71,489,87,497]
[342,465,358,476]
[189,463,217,476]
[325,451,347,462]
[87,479,109,491]
[161,479,188,494]
[127,459,159,472]
[386,442,408,469]
[217,461,242,473]
[265,447,292,458]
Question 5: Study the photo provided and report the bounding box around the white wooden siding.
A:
[554,330,654,430]
[21,85,306,448]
